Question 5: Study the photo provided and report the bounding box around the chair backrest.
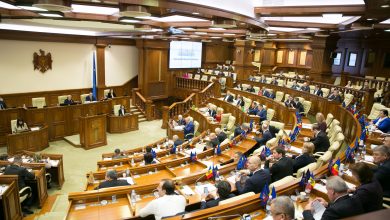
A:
[302,101,312,115]
[277,79,285,86]
[187,73,193,79]
[58,95,68,104]
[328,141,341,152]
[241,84,250,91]
[374,89,383,98]
[319,151,333,163]
[193,74,201,80]
[113,104,121,116]
[343,93,354,107]
[254,76,261,82]
[269,176,296,191]
[297,162,318,178]
[334,133,345,145]
[243,97,252,111]
[270,121,285,130]
[221,113,231,125]
[219,192,255,206]
[309,85,315,94]
[80,93,89,104]
[253,86,260,94]
[368,103,387,120]
[365,75,374,79]
[333,76,341,86]
[267,108,275,121]
[209,76,216,82]
[201,75,208,81]
[275,91,284,102]
[321,88,330,97]
[104,89,110,98]
[286,81,294,88]
[283,94,290,102]
[11,119,17,133]
[226,116,236,131]
[376,76,386,81]
[326,113,334,127]
[194,121,200,134]
[296,97,305,103]
[32,97,46,108]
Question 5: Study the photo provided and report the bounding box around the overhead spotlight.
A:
[211,17,236,28]
[119,17,141,23]
[119,4,151,17]
[33,0,71,11]
[381,4,389,8]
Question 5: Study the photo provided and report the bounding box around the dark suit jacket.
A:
[236,99,244,107]
[208,109,217,117]
[254,130,273,146]
[210,138,220,148]
[271,80,278,85]
[174,139,184,147]
[259,125,279,138]
[235,169,270,194]
[260,79,267,83]
[329,95,342,103]
[267,93,275,100]
[248,107,258,115]
[291,85,300,90]
[107,92,116,99]
[265,157,294,182]
[0,101,7,109]
[144,153,155,165]
[118,109,126,116]
[234,127,244,137]
[293,153,316,173]
[318,122,327,133]
[184,122,195,139]
[4,164,35,189]
[256,109,267,122]
[246,87,255,93]
[295,101,305,114]
[217,132,227,143]
[311,131,330,153]
[223,95,234,103]
[85,95,96,102]
[177,119,186,126]
[373,159,390,197]
[351,180,383,212]
[200,194,235,209]
[95,179,129,189]
[64,99,74,105]
[373,117,390,133]
[285,100,296,108]
[302,195,364,220]
[314,89,323,97]
[301,86,310,92]
[261,90,270,97]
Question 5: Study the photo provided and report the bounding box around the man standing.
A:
[85,92,96,102]
[235,156,270,194]
[0,97,7,109]
[184,117,194,139]
[303,176,364,220]
[139,179,186,220]
[265,147,294,182]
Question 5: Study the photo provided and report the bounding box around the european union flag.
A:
[216,144,222,155]
[151,149,156,159]
[171,145,176,154]
[265,146,272,157]
[259,183,270,206]
[270,186,277,199]
[250,119,253,130]
[236,155,247,170]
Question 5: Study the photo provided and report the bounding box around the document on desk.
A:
[49,160,59,167]
[181,185,195,196]
[74,204,86,210]
[290,146,302,154]
[312,200,326,220]
[302,123,313,129]
[226,175,236,185]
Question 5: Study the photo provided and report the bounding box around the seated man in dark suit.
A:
[222,91,234,103]
[247,102,258,115]
[372,145,390,197]
[95,170,129,190]
[118,105,126,116]
[308,123,330,153]
[284,96,296,108]
[172,135,184,147]
[293,142,316,172]
[200,180,235,209]
[259,75,267,83]
[313,85,323,97]
[258,120,279,138]
[270,78,278,85]
[293,97,305,116]
[258,87,269,97]
[4,156,36,214]
[183,117,195,139]
[267,90,276,100]
[291,81,300,90]
[206,103,217,117]
[254,123,273,146]
[63,95,74,105]
[234,123,249,137]
[176,115,186,126]
[0,97,7,109]
[107,88,116,99]
[256,105,267,122]
[235,156,271,194]
[112,148,126,159]
[265,147,294,182]
[303,176,364,220]
[144,146,156,165]
[215,128,227,143]
[328,89,342,103]
[85,92,96,102]
[300,82,310,92]
[208,133,220,148]
[235,95,245,108]
[246,85,255,93]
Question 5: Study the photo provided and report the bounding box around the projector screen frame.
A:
[168,40,203,70]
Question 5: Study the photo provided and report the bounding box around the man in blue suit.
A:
[85,92,96,102]
[183,117,194,139]
[372,109,390,133]
[256,105,267,122]
[63,95,74,105]
[235,156,270,194]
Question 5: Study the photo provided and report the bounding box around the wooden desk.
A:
[6,125,49,154]
[0,175,23,220]
[80,114,107,150]
[107,114,139,133]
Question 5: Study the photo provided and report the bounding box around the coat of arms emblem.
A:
[33,49,52,73]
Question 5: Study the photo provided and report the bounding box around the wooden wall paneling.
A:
[233,40,256,80]
[25,108,48,127]
[203,42,234,64]
[48,107,66,140]
[67,105,82,135]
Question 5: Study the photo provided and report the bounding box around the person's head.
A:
[303,82,308,86]
[236,94,241,99]
[0,97,3,101]
[178,115,183,120]
[372,145,389,164]
[251,102,257,108]
[89,92,93,97]
[241,123,249,132]
[67,95,72,100]
[110,88,114,93]
[315,85,320,89]
[316,113,325,123]
[270,196,295,220]
[246,156,261,172]
[157,179,175,197]
[379,109,388,118]
[326,176,348,202]
[233,151,243,161]
[384,136,390,148]
[302,142,314,156]
[364,81,369,87]
[12,155,23,166]
[215,128,221,135]
[173,135,179,141]
[209,133,217,140]
[350,162,373,185]
[215,180,232,199]
[106,170,117,180]
[288,96,293,101]
[273,147,285,160]
[333,89,339,95]
[217,108,223,115]
[312,123,320,134]
[17,118,24,125]
[114,148,121,155]
[120,105,125,109]
[257,104,263,111]
[294,97,299,103]
[184,117,190,123]
[293,80,297,85]
[146,146,152,153]
[347,80,352,86]
[262,121,269,131]
[226,91,231,96]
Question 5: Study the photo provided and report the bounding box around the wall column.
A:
[234,40,256,80]
[95,44,106,91]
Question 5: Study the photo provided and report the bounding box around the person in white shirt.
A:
[139,179,186,220]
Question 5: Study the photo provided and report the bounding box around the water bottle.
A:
[126,168,130,177]
[131,158,135,167]
[112,194,117,203]
[131,190,137,204]
[362,145,366,160]
[265,199,272,216]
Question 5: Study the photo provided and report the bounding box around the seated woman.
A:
[292,142,316,173]
[214,108,223,123]
[349,162,383,213]
[15,118,29,133]
[200,180,235,209]
[370,109,390,133]
[106,89,116,99]
[144,146,155,165]
[315,112,327,133]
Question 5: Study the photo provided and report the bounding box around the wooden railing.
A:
[161,79,221,129]
[340,72,390,91]
[131,88,155,121]
[178,71,234,88]
[175,77,210,90]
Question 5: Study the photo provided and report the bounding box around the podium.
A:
[79,114,107,150]
[107,114,139,133]
[7,126,49,155]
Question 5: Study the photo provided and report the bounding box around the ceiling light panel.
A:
[0,1,19,9]
[253,0,364,6]
[18,6,48,11]
[209,27,226,31]
[268,27,304,32]
[0,23,97,35]
[71,4,119,15]
[264,16,352,24]
[152,15,208,22]
[380,19,390,24]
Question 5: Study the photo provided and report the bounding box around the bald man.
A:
[235,156,271,194]
[215,128,227,143]
[209,132,220,148]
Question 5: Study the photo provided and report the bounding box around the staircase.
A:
[129,104,147,123]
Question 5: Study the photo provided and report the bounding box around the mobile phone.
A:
[203,186,208,194]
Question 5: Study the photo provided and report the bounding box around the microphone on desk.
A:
[208,214,242,220]
[194,173,207,186]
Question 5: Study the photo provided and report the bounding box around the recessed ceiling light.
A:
[72,4,119,15]
[152,15,208,22]
[210,36,221,39]
[0,23,97,35]
[135,16,159,20]
[381,4,389,8]
[267,33,277,36]
[18,5,48,11]
[366,18,374,21]
[223,33,235,36]
[181,37,190,40]
[38,11,64,17]
[192,12,199,15]
[209,27,226,31]
[385,29,390,32]
[194,32,207,35]
[0,1,19,9]
[179,27,195,30]
[322,13,343,19]
[119,19,141,23]
[306,27,321,31]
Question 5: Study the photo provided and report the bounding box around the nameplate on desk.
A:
[30,127,40,131]
[302,123,313,129]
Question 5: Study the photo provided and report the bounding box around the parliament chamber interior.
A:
[0,0,390,219]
